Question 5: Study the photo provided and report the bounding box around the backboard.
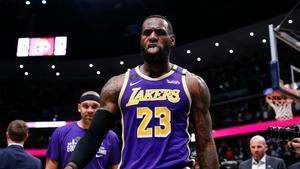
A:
[268,14,300,103]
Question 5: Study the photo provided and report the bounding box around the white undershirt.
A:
[252,155,266,169]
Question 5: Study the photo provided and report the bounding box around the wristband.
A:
[66,162,78,169]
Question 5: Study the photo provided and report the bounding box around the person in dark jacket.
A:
[239,135,286,169]
[0,119,42,169]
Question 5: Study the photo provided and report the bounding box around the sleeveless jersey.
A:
[118,65,194,169]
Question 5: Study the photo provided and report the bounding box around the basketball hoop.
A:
[266,93,294,120]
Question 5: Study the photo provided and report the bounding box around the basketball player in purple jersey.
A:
[65,15,219,169]
[46,91,120,169]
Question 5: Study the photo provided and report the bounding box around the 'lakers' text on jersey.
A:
[118,65,194,169]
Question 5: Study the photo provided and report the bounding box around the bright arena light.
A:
[19,64,24,69]
[214,42,219,47]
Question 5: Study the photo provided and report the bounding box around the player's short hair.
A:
[143,15,173,34]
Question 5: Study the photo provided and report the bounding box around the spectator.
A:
[0,119,42,169]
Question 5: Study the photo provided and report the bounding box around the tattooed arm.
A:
[187,73,219,169]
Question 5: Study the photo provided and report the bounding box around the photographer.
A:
[287,138,300,169]
[268,124,300,169]
[288,138,300,154]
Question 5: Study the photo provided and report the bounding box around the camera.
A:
[268,124,300,141]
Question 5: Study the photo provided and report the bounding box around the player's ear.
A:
[170,34,175,46]
[77,103,81,112]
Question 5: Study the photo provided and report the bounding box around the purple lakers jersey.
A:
[46,123,120,169]
[118,65,194,169]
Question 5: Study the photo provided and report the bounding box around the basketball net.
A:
[266,93,294,120]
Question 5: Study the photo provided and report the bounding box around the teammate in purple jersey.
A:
[65,15,219,169]
[46,91,120,169]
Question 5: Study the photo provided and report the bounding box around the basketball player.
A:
[46,91,120,169]
[65,15,219,169]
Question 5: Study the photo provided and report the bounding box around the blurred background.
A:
[0,0,300,168]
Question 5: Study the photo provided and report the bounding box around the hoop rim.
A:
[265,92,294,102]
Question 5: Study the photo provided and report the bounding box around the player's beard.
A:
[141,45,171,64]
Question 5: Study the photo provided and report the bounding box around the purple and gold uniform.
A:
[118,65,193,169]
[46,122,120,169]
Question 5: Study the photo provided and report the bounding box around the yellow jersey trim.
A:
[117,69,130,169]
[181,68,192,161]
[135,64,178,81]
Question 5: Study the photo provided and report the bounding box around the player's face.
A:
[78,100,100,124]
[140,17,175,63]
[250,140,267,161]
